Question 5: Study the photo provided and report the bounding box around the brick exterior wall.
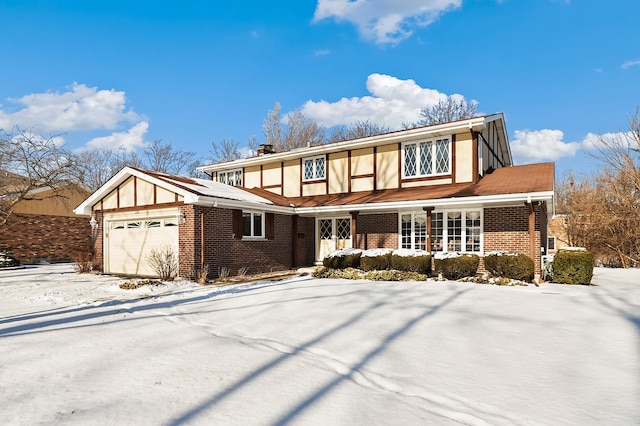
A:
[0,213,92,263]
[178,205,316,279]
[483,205,544,273]
[355,213,398,250]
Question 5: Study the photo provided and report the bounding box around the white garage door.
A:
[106,217,179,276]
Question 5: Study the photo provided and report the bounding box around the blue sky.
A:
[1,0,639,179]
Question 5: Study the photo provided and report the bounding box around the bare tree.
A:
[262,102,326,152]
[414,96,479,127]
[0,129,77,226]
[144,139,196,175]
[559,107,640,267]
[208,138,244,164]
[74,147,144,191]
[329,120,391,143]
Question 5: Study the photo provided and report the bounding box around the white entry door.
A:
[317,217,351,261]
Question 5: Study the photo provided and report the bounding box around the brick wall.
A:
[484,205,543,273]
[0,213,92,263]
[356,213,398,250]
[179,205,316,279]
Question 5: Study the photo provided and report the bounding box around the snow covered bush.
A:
[433,253,479,280]
[146,244,179,281]
[360,248,393,271]
[552,248,594,285]
[390,249,431,274]
[71,250,94,273]
[0,252,20,268]
[323,248,362,269]
[484,252,534,282]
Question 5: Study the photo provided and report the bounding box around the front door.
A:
[317,217,351,261]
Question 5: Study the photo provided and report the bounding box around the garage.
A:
[105,214,179,276]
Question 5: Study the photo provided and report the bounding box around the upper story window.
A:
[218,169,243,187]
[402,138,451,178]
[303,155,326,181]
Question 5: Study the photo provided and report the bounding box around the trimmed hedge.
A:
[552,249,594,285]
[323,249,362,269]
[484,253,534,282]
[390,252,432,274]
[434,254,479,280]
[360,249,393,271]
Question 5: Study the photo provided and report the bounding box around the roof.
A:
[76,162,554,216]
[243,162,555,211]
[198,113,511,173]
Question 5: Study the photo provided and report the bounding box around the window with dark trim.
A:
[232,210,275,240]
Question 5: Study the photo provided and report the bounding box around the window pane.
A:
[146,220,161,228]
[404,144,417,176]
[419,142,433,175]
[336,218,350,240]
[304,159,314,180]
[431,212,444,251]
[235,170,242,186]
[164,218,178,227]
[436,139,450,174]
[127,221,142,229]
[401,214,412,249]
[447,212,462,252]
[242,212,252,236]
[465,211,481,252]
[315,157,326,179]
[253,213,263,237]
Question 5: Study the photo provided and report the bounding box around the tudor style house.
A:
[75,113,555,278]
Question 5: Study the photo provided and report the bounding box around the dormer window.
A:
[302,155,326,181]
[402,138,451,178]
[218,169,243,187]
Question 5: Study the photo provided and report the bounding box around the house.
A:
[1,170,91,263]
[74,113,555,278]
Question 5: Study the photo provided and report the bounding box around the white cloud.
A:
[300,73,460,128]
[510,129,581,163]
[85,121,150,152]
[313,0,462,44]
[621,59,640,70]
[0,83,140,134]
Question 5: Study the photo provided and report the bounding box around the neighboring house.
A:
[0,170,91,263]
[547,215,570,255]
[75,113,555,278]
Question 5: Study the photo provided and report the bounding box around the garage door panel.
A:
[107,217,179,277]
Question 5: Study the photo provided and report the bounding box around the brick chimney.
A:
[257,144,275,156]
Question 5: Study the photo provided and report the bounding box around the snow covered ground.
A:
[1,265,639,425]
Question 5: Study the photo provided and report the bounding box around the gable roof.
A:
[73,167,292,215]
[198,113,511,173]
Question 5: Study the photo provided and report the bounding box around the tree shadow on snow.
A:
[166,286,472,426]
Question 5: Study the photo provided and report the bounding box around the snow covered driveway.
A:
[1,265,639,425]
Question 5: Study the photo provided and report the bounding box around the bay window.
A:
[399,209,482,253]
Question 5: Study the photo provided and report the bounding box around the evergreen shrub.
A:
[484,252,534,282]
[434,253,479,280]
[390,250,432,274]
[552,249,594,284]
[360,249,393,271]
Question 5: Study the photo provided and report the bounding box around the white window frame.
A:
[399,209,483,253]
[302,155,326,182]
[218,169,243,187]
[402,137,451,179]
[431,209,483,254]
[242,210,265,239]
[398,211,428,251]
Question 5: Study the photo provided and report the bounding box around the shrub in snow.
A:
[322,248,362,269]
[0,252,20,268]
[146,244,179,281]
[552,249,594,285]
[360,248,393,271]
[484,252,534,282]
[391,249,431,274]
[71,250,94,274]
[364,270,427,281]
[433,253,479,280]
